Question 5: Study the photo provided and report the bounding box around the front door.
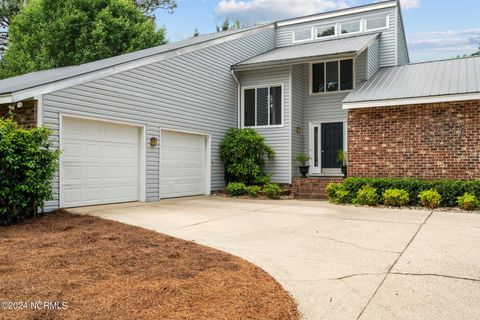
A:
[310,122,344,174]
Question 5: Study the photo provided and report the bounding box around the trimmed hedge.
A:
[341,178,480,207]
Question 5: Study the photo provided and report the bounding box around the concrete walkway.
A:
[70,197,480,320]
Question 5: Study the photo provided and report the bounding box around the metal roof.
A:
[343,56,480,106]
[0,24,271,96]
[233,33,380,70]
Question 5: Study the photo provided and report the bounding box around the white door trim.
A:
[159,128,212,198]
[309,120,347,175]
[59,113,146,208]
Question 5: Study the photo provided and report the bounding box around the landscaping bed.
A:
[0,212,299,320]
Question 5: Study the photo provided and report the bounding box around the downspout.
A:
[230,69,241,128]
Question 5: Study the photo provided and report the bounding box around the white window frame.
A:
[339,20,362,36]
[292,28,314,43]
[309,57,356,96]
[364,15,390,32]
[315,23,337,40]
[241,84,284,129]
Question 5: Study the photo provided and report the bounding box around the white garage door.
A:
[61,117,141,208]
[160,130,207,199]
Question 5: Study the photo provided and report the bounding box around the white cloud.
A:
[214,0,349,23]
[399,0,421,9]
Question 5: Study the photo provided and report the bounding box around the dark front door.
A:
[321,122,344,169]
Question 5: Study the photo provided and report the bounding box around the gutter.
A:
[230,69,241,128]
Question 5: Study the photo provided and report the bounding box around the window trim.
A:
[292,28,314,43]
[364,15,389,32]
[241,83,285,129]
[339,20,362,36]
[314,23,337,40]
[309,57,356,96]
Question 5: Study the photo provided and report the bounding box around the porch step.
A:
[292,177,344,200]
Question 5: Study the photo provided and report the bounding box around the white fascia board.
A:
[277,1,397,27]
[343,92,480,109]
[0,94,13,104]
[8,24,274,102]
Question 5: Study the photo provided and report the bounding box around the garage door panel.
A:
[160,131,207,199]
[61,118,140,208]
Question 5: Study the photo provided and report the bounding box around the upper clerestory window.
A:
[316,24,336,39]
[293,29,313,42]
[340,21,361,34]
[365,16,388,31]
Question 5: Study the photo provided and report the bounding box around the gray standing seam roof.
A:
[233,33,379,70]
[344,56,480,104]
[0,24,271,96]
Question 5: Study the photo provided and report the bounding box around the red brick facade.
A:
[0,100,37,129]
[348,99,480,180]
[292,177,344,199]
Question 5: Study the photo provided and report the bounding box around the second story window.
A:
[293,29,313,42]
[244,86,283,127]
[341,21,361,34]
[316,24,336,38]
[311,59,354,94]
[365,16,388,31]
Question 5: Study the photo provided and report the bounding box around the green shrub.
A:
[326,183,351,204]
[342,177,480,207]
[457,193,479,211]
[296,153,310,166]
[356,185,380,206]
[246,185,262,198]
[226,182,248,196]
[0,119,60,225]
[263,183,282,199]
[253,175,270,186]
[220,128,274,185]
[418,189,442,209]
[383,189,410,207]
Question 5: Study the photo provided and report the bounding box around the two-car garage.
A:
[60,116,209,208]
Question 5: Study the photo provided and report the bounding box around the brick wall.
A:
[348,100,480,180]
[292,177,344,199]
[0,100,37,129]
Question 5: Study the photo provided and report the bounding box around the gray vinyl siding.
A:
[301,56,368,154]
[276,7,398,67]
[237,66,291,183]
[367,39,381,78]
[291,64,304,177]
[397,8,409,65]
[42,28,276,211]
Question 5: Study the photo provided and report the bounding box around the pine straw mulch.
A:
[0,212,299,320]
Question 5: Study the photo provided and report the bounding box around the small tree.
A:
[0,118,59,225]
[220,128,274,185]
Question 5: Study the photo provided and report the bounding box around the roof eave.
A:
[343,92,480,109]
[232,52,358,71]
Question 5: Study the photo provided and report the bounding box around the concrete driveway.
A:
[70,197,480,320]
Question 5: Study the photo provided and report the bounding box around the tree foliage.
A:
[0,0,167,79]
[0,118,60,225]
[216,18,242,32]
[134,0,175,16]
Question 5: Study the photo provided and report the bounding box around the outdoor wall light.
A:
[295,127,302,134]
[150,137,158,147]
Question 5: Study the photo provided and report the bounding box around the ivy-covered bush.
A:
[220,128,274,185]
[0,119,59,225]
[383,189,410,207]
[226,182,248,196]
[263,183,282,200]
[457,193,479,211]
[418,190,442,209]
[356,185,380,206]
[342,177,480,207]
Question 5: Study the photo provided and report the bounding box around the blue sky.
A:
[154,0,480,62]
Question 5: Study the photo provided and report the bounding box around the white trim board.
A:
[343,92,480,109]
[276,1,397,27]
